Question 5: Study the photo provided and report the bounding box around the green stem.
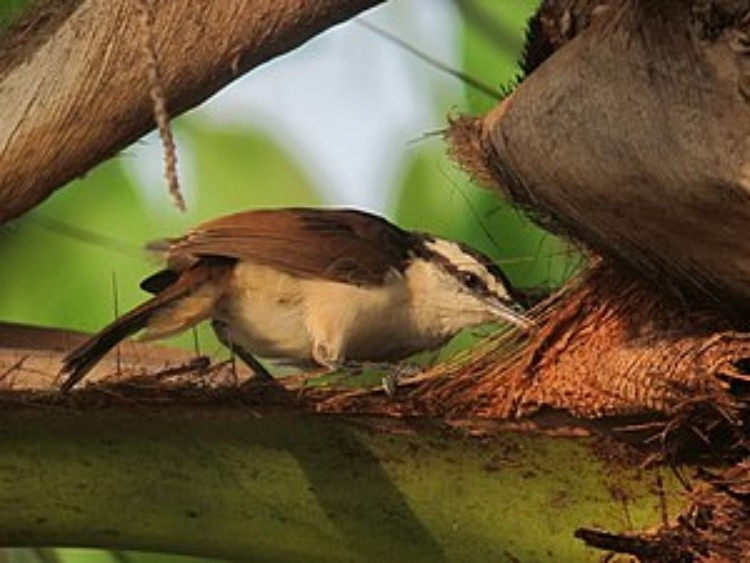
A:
[0,407,686,562]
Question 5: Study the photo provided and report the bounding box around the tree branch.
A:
[0,0,384,223]
[0,403,686,560]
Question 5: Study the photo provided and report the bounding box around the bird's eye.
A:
[460,271,485,292]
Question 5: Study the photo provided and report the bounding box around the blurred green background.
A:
[0,0,579,561]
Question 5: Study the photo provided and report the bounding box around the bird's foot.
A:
[380,364,422,398]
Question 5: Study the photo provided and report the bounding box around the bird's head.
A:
[406,236,533,335]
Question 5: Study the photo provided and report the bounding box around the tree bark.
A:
[0,0,384,223]
[451,0,750,312]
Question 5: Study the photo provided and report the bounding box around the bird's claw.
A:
[381,364,421,398]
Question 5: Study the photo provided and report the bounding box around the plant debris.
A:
[577,461,750,562]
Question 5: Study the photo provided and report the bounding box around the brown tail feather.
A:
[59,299,161,393]
[59,258,233,392]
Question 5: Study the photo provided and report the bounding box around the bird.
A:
[59,207,532,392]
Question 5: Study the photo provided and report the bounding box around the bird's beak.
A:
[484,297,535,332]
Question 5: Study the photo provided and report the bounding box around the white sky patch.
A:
[123,0,460,213]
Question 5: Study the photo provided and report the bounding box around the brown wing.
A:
[160,208,419,286]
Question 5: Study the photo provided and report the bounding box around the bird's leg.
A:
[232,345,274,383]
[211,320,274,383]
[311,339,423,395]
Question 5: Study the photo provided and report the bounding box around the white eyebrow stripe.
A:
[424,238,499,282]
[424,239,472,265]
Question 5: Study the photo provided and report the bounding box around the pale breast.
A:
[215,262,313,362]
[214,261,454,366]
[300,271,449,363]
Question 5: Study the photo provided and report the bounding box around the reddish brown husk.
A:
[440,104,749,561]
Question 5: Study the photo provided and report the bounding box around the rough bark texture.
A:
[452,0,750,314]
[0,0,383,223]
[440,0,750,464]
